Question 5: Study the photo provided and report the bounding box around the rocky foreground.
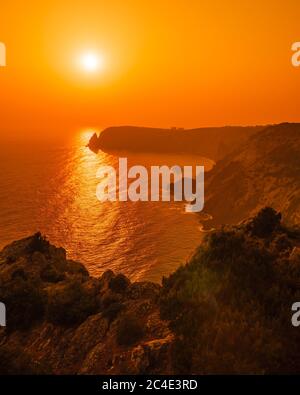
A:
[0,233,172,374]
[1,208,300,374]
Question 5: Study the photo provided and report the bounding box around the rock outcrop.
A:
[0,233,172,374]
[88,125,264,161]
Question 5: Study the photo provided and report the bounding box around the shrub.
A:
[0,277,46,331]
[46,281,98,326]
[26,232,49,254]
[117,314,145,346]
[109,274,130,293]
[40,264,65,283]
[160,209,300,374]
[249,207,282,238]
[11,268,27,280]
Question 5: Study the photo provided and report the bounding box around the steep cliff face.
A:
[0,233,172,374]
[204,123,300,226]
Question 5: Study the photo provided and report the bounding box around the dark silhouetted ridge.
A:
[88,125,265,160]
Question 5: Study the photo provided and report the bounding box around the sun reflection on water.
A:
[0,131,211,283]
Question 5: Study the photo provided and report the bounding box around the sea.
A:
[0,130,214,282]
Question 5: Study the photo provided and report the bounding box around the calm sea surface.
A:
[0,131,214,282]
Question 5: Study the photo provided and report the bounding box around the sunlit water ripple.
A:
[0,132,214,282]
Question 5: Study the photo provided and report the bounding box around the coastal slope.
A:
[204,123,300,226]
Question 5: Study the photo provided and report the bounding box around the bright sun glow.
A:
[79,52,104,73]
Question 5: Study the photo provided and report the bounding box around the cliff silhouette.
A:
[88,125,264,161]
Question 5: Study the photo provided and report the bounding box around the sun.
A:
[79,51,104,73]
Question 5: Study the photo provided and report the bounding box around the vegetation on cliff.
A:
[0,233,170,374]
[0,208,300,374]
[160,207,300,374]
[205,123,300,226]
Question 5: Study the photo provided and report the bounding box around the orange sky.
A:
[0,0,300,138]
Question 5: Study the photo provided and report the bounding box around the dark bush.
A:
[26,232,49,254]
[117,313,145,346]
[160,209,300,374]
[11,268,27,280]
[46,281,98,326]
[109,274,130,293]
[249,207,282,238]
[40,264,65,283]
[0,277,46,331]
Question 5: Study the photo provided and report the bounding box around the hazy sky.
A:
[0,0,300,138]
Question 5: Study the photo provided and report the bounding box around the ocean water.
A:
[0,131,214,282]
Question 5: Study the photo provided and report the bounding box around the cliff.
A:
[204,123,300,227]
[88,125,264,161]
